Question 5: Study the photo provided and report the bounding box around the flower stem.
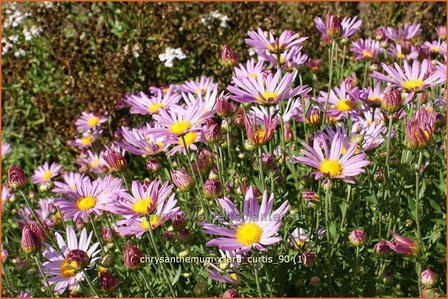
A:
[258,146,265,190]
[322,39,336,127]
[90,216,105,253]
[34,255,54,298]
[415,150,424,297]
[82,269,99,297]
[254,264,263,297]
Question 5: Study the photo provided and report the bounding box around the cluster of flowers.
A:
[2,11,446,297]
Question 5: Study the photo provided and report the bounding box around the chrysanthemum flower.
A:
[201,187,290,253]
[183,86,218,113]
[384,23,421,41]
[245,28,307,55]
[233,58,265,80]
[75,112,107,132]
[55,175,123,222]
[428,61,446,86]
[124,87,181,115]
[293,131,370,182]
[228,69,310,105]
[316,82,360,119]
[405,108,436,149]
[371,59,437,93]
[351,38,381,61]
[360,81,384,108]
[423,40,446,56]
[181,76,218,96]
[314,14,362,42]
[289,227,309,249]
[387,43,418,60]
[153,101,215,137]
[1,141,11,157]
[279,46,309,71]
[54,172,89,195]
[42,226,100,294]
[207,250,242,284]
[244,109,278,145]
[436,25,446,39]
[74,131,98,149]
[118,125,168,156]
[32,162,61,185]
[76,150,106,174]
[107,179,175,220]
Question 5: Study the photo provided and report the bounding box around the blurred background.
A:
[2,1,446,172]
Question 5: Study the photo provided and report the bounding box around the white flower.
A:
[159,47,186,68]
[201,10,230,29]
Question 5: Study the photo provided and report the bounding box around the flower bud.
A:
[223,289,239,298]
[422,288,439,298]
[217,95,238,118]
[348,229,367,246]
[325,13,343,40]
[101,254,114,268]
[221,45,239,67]
[171,169,195,192]
[421,269,438,288]
[383,271,394,284]
[307,59,322,73]
[102,227,115,243]
[2,249,9,263]
[204,118,222,143]
[386,232,419,256]
[305,106,321,126]
[310,276,321,287]
[400,40,412,55]
[375,27,386,41]
[203,179,223,199]
[123,241,144,270]
[102,151,127,172]
[178,228,191,242]
[99,269,119,292]
[382,89,403,113]
[8,166,27,191]
[302,251,317,268]
[374,169,385,183]
[21,224,45,253]
[374,240,391,256]
[66,249,90,269]
[146,159,161,172]
[193,149,214,176]
[233,108,246,128]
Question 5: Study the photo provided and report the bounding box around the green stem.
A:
[258,146,265,190]
[90,216,105,253]
[254,264,263,297]
[82,270,99,297]
[362,61,370,88]
[324,181,333,294]
[415,151,424,297]
[34,255,54,298]
[322,39,337,127]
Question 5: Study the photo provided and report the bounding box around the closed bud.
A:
[243,139,256,151]
[221,45,239,66]
[217,95,238,118]
[66,249,90,269]
[325,13,343,39]
[21,224,45,253]
[204,118,222,143]
[349,229,367,246]
[307,59,322,73]
[38,181,54,193]
[102,151,127,172]
[283,122,293,142]
[178,228,191,242]
[182,272,193,278]
[310,276,321,287]
[386,232,419,256]
[99,269,119,292]
[374,169,385,182]
[382,89,403,113]
[171,169,195,192]
[375,27,386,41]
[203,179,223,199]
[102,227,114,243]
[373,240,391,256]
[223,289,239,298]
[421,269,438,288]
[302,251,317,268]
[8,166,27,191]
[123,241,144,270]
[146,159,161,172]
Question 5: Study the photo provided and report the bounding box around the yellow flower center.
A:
[256,91,279,104]
[335,99,355,112]
[362,49,373,59]
[397,52,406,59]
[148,103,166,113]
[87,116,100,127]
[195,88,207,95]
[306,114,320,126]
[402,79,425,92]
[293,239,305,249]
[81,135,94,146]
[319,159,343,177]
[236,223,263,245]
[229,273,239,281]
[60,259,81,278]
[42,170,53,181]
[132,197,153,214]
[368,96,382,104]
[169,121,192,135]
[431,46,440,53]
[141,215,162,230]
[179,131,198,147]
[253,129,266,145]
[89,159,101,169]
[77,196,97,211]
[250,73,258,79]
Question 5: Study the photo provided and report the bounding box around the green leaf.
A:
[172,266,182,286]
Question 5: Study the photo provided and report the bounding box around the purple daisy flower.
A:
[315,82,360,120]
[350,38,381,61]
[73,131,99,149]
[233,58,265,80]
[42,226,100,294]
[124,87,181,115]
[428,61,446,86]
[32,162,62,185]
[314,14,362,42]
[201,187,290,253]
[289,227,310,249]
[228,69,310,105]
[384,23,421,41]
[387,43,418,60]
[245,28,307,55]
[54,175,123,222]
[118,125,168,156]
[75,112,107,132]
[371,59,437,93]
[293,131,370,183]
[181,76,218,96]
[53,172,89,195]
[76,150,107,174]
[423,40,447,56]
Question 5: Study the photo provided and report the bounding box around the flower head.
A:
[124,87,181,115]
[202,187,289,253]
[315,13,362,42]
[351,38,381,61]
[32,162,61,185]
[8,165,27,191]
[386,231,419,256]
[123,241,144,269]
[75,112,107,132]
[42,226,100,294]
[384,23,421,41]
[243,109,278,145]
[405,108,436,149]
